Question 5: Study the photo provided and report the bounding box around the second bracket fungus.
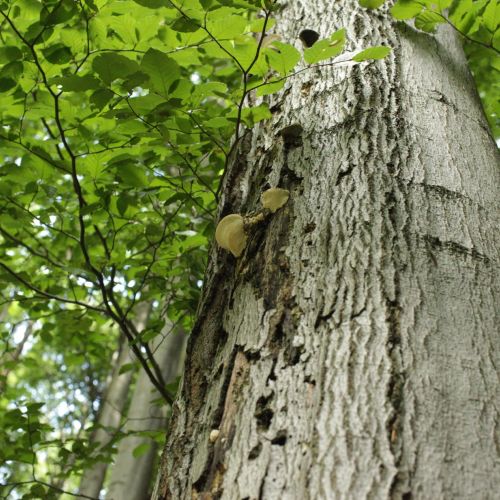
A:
[215,214,247,257]
[261,188,289,213]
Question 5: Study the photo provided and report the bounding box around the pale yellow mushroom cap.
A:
[215,214,247,257]
[209,429,220,443]
[261,188,289,213]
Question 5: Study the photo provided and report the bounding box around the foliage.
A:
[0,0,393,497]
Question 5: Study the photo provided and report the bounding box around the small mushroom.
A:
[209,429,220,443]
[215,214,247,257]
[261,188,289,213]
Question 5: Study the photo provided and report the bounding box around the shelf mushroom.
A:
[215,214,247,257]
[261,187,289,213]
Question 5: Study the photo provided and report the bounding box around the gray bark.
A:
[155,1,500,499]
[78,341,134,499]
[106,326,185,500]
[78,304,150,499]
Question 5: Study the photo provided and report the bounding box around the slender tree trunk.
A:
[154,1,499,499]
[77,340,134,498]
[78,303,150,498]
[106,327,185,500]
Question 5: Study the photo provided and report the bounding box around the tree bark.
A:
[106,326,185,500]
[155,1,500,499]
[78,304,150,498]
[77,339,134,499]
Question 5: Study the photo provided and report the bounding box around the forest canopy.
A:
[0,0,497,498]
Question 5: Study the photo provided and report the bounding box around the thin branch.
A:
[0,262,107,314]
[436,12,500,55]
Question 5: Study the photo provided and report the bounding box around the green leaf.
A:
[141,49,180,97]
[90,88,114,109]
[265,42,301,75]
[255,78,285,96]
[116,193,130,215]
[359,0,386,8]
[118,362,136,374]
[116,163,149,187]
[0,77,17,92]
[132,0,168,7]
[54,75,101,91]
[2,61,23,79]
[483,0,499,32]
[303,29,346,64]
[352,45,391,61]
[171,17,200,32]
[242,102,271,125]
[132,442,151,457]
[93,53,141,85]
[0,46,23,63]
[42,43,72,64]
[206,10,247,39]
[30,484,47,497]
[40,0,77,26]
[415,10,446,32]
[390,0,425,19]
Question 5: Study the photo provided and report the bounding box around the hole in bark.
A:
[267,359,277,381]
[245,349,261,361]
[402,493,412,500]
[286,346,302,366]
[271,430,287,446]
[248,442,262,459]
[272,322,285,343]
[301,81,313,96]
[255,394,274,430]
[256,408,274,430]
[336,164,355,185]
[278,124,303,149]
[303,222,316,234]
[217,329,228,348]
[299,29,320,47]
[270,102,281,113]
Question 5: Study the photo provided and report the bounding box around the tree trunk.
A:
[78,304,150,498]
[154,2,500,499]
[106,327,185,500]
[78,340,134,499]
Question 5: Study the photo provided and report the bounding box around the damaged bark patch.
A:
[193,351,251,498]
[244,207,292,311]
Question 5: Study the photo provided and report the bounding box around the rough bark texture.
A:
[155,1,500,499]
[106,327,185,500]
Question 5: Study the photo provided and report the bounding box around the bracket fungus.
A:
[215,214,247,257]
[261,187,289,213]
